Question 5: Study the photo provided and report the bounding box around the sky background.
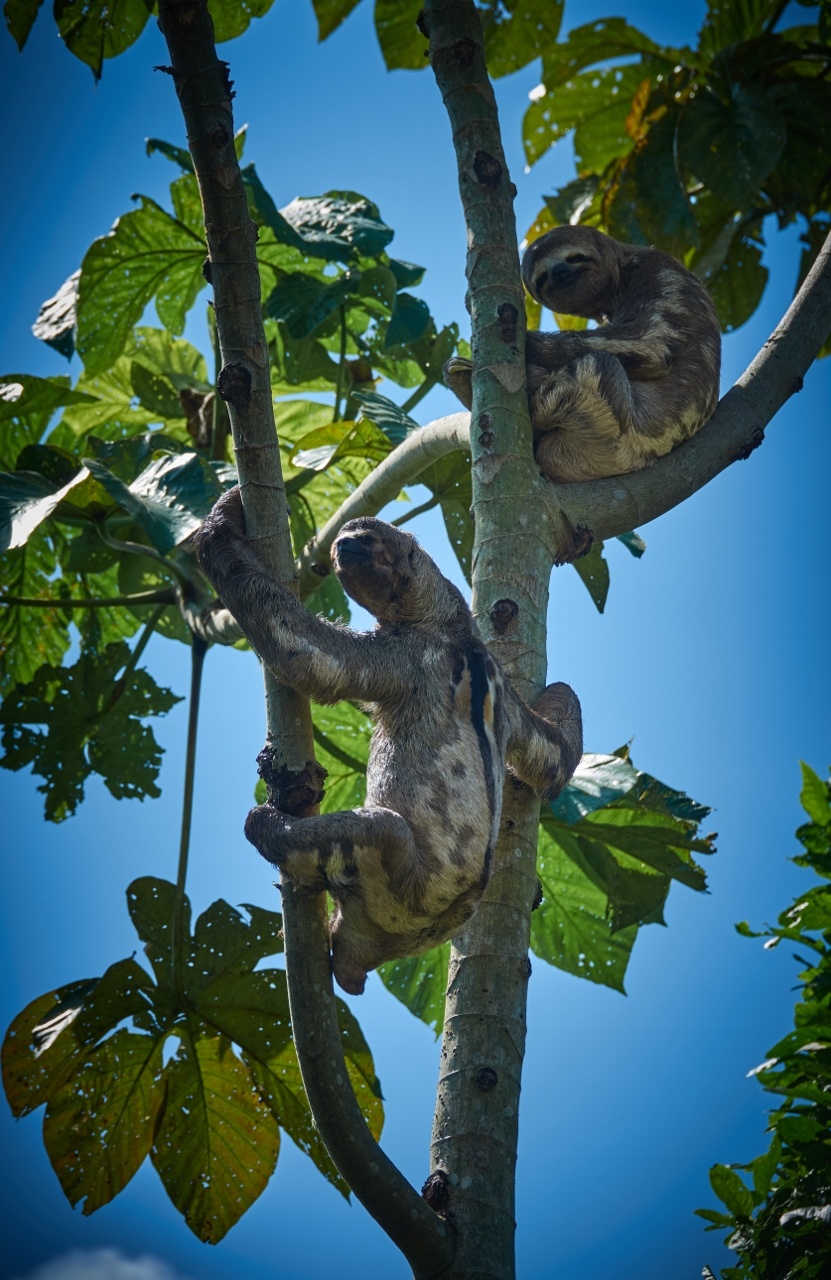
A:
[1,2,829,1279]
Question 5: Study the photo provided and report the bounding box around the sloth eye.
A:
[566,254,591,264]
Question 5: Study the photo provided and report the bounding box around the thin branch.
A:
[155,3,452,1271]
[0,589,177,608]
[172,634,208,1003]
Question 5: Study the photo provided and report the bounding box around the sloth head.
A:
[521,225,628,322]
[332,518,467,630]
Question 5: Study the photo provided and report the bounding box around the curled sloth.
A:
[444,226,721,483]
[197,488,582,995]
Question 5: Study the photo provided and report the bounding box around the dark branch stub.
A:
[473,150,502,191]
[475,1066,499,1092]
[489,598,518,635]
[497,303,518,344]
[422,1169,452,1217]
[255,744,327,815]
[217,362,252,410]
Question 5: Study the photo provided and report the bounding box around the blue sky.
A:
[1,3,829,1279]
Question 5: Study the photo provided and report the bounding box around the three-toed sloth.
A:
[197,488,582,995]
[444,226,721,483]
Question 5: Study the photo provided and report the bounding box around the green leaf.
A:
[608,113,700,258]
[677,86,786,209]
[0,465,89,553]
[709,1164,754,1218]
[374,0,426,71]
[290,419,391,474]
[388,257,426,289]
[540,18,684,89]
[551,753,639,824]
[31,271,79,359]
[280,192,394,260]
[571,541,609,613]
[151,1033,282,1243]
[376,944,449,1034]
[0,374,95,471]
[708,234,768,332]
[45,1029,165,1213]
[532,821,638,992]
[0,529,71,691]
[523,64,646,169]
[208,0,277,44]
[77,198,206,376]
[266,272,358,339]
[800,762,831,826]
[0,643,182,821]
[353,390,419,444]
[4,0,45,49]
[385,292,431,349]
[311,0,360,39]
[54,0,154,77]
[418,450,473,583]
[698,0,782,59]
[83,450,223,553]
[145,137,194,172]
[616,530,646,558]
[126,877,191,991]
[313,700,371,811]
[482,0,564,78]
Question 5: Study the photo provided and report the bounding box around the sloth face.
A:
[332,519,427,625]
[521,226,622,321]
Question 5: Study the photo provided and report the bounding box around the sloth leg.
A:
[244,803,416,895]
[531,352,640,483]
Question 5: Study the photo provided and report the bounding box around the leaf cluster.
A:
[1,877,383,1241]
[697,763,831,1280]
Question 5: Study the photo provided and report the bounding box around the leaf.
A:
[145,137,194,172]
[540,18,684,89]
[709,1164,755,1218]
[0,529,71,691]
[388,257,426,289]
[54,0,154,77]
[290,419,391,474]
[280,192,394,260]
[83,450,223,554]
[0,642,182,821]
[523,63,645,169]
[677,86,786,209]
[571,541,609,613]
[4,0,44,49]
[353,390,419,445]
[31,270,80,359]
[126,877,191,992]
[482,0,564,78]
[551,753,639,824]
[77,198,206,376]
[708,234,768,332]
[385,292,431,349]
[313,700,371,812]
[208,0,278,44]
[0,375,95,471]
[418,451,473,583]
[151,1033,282,1243]
[607,113,700,258]
[0,465,90,553]
[311,0,361,39]
[376,944,449,1035]
[800,762,831,826]
[375,0,426,71]
[266,271,358,339]
[616,530,646,558]
[44,1029,165,1213]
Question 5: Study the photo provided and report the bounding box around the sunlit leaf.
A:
[0,529,71,692]
[311,0,360,40]
[482,0,564,78]
[353,390,419,445]
[571,541,609,613]
[208,0,277,43]
[31,271,80,359]
[54,0,154,77]
[374,0,426,71]
[0,375,95,471]
[376,944,449,1035]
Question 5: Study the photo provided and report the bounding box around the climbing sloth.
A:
[197,488,582,995]
[444,226,721,483]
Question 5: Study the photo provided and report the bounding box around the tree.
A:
[1,2,829,1280]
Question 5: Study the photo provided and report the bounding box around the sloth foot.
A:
[443,356,473,410]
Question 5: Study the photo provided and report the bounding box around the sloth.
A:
[197,488,582,995]
[444,225,721,483]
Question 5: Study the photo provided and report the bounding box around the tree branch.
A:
[155,2,452,1270]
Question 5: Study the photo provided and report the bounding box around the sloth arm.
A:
[526,328,673,382]
[197,490,399,704]
[503,680,583,801]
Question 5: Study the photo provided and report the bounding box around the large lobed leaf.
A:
[1,879,384,1238]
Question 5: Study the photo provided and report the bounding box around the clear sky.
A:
[1,3,829,1280]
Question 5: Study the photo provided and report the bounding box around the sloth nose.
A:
[335,536,372,564]
[548,263,574,288]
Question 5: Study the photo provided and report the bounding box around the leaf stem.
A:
[390,494,440,528]
[100,604,166,717]
[333,304,348,423]
[174,634,208,940]
[401,372,438,416]
[96,522,191,587]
